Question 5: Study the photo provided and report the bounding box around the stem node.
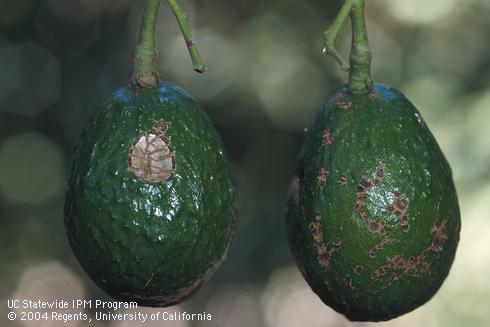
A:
[131,0,206,89]
[323,0,373,95]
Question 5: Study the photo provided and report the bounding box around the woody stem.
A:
[132,0,161,88]
[323,0,374,95]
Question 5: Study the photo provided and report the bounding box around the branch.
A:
[167,0,206,73]
[323,1,352,72]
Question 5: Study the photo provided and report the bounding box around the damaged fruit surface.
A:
[64,82,237,307]
[286,83,460,321]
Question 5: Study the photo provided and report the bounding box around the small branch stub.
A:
[167,0,206,73]
[322,0,374,95]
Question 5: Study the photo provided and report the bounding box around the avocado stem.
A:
[348,0,374,94]
[167,0,207,73]
[323,0,373,95]
[132,0,161,88]
[132,0,206,89]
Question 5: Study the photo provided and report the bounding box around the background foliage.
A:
[0,0,489,326]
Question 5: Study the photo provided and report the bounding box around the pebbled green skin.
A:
[64,82,237,307]
[287,84,460,321]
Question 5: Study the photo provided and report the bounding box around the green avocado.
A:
[64,82,237,306]
[287,84,460,321]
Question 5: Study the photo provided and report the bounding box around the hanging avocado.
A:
[64,0,237,307]
[286,0,460,321]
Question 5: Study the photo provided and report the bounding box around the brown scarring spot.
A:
[372,162,385,186]
[367,221,382,233]
[371,221,450,283]
[343,274,358,294]
[343,275,352,286]
[386,192,410,232]
[322,128,335,147]
[368,91,379,101]
[353,162,394,257]
[317,166,330,188]
[336,100,352,110]
[338,175,347,187]
[420,262,430,273]
[368,235,397,258]
[372,266,387,279]
[354,265,364,275]
[390,274,401,282]
[309,212,341,272]
[128,119,176,184]
[308,213,323,243]
[431,220,448,252]
[372,255,414,282]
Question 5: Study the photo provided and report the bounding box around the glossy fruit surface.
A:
[287,83,460,321]
[64,82,237,306]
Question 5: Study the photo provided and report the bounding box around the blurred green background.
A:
[0,0,489,326]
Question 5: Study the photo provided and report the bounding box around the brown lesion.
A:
[431,220,448,252]
[386,192,410,233]
[343,274,358,295]
[338,175,347,187]
[336,100,352,110]
[372,219,449,282]
[332,238,342,248]
[354,163,386,222]
[354,162,396,257]
[368,91,379,101]
[317,166,330,188]
[128,119,176,184]
[354,265,364,275]
[343,274,352,286]
[366,220,397,258]
[372,249,430,281]
[322,128,335,147]
[309,212,342,272]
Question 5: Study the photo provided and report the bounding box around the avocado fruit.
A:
[64,82,237,306]
[286,84,460,321]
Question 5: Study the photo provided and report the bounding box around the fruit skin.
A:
[287,84,460,321]
[64,81,237,307]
